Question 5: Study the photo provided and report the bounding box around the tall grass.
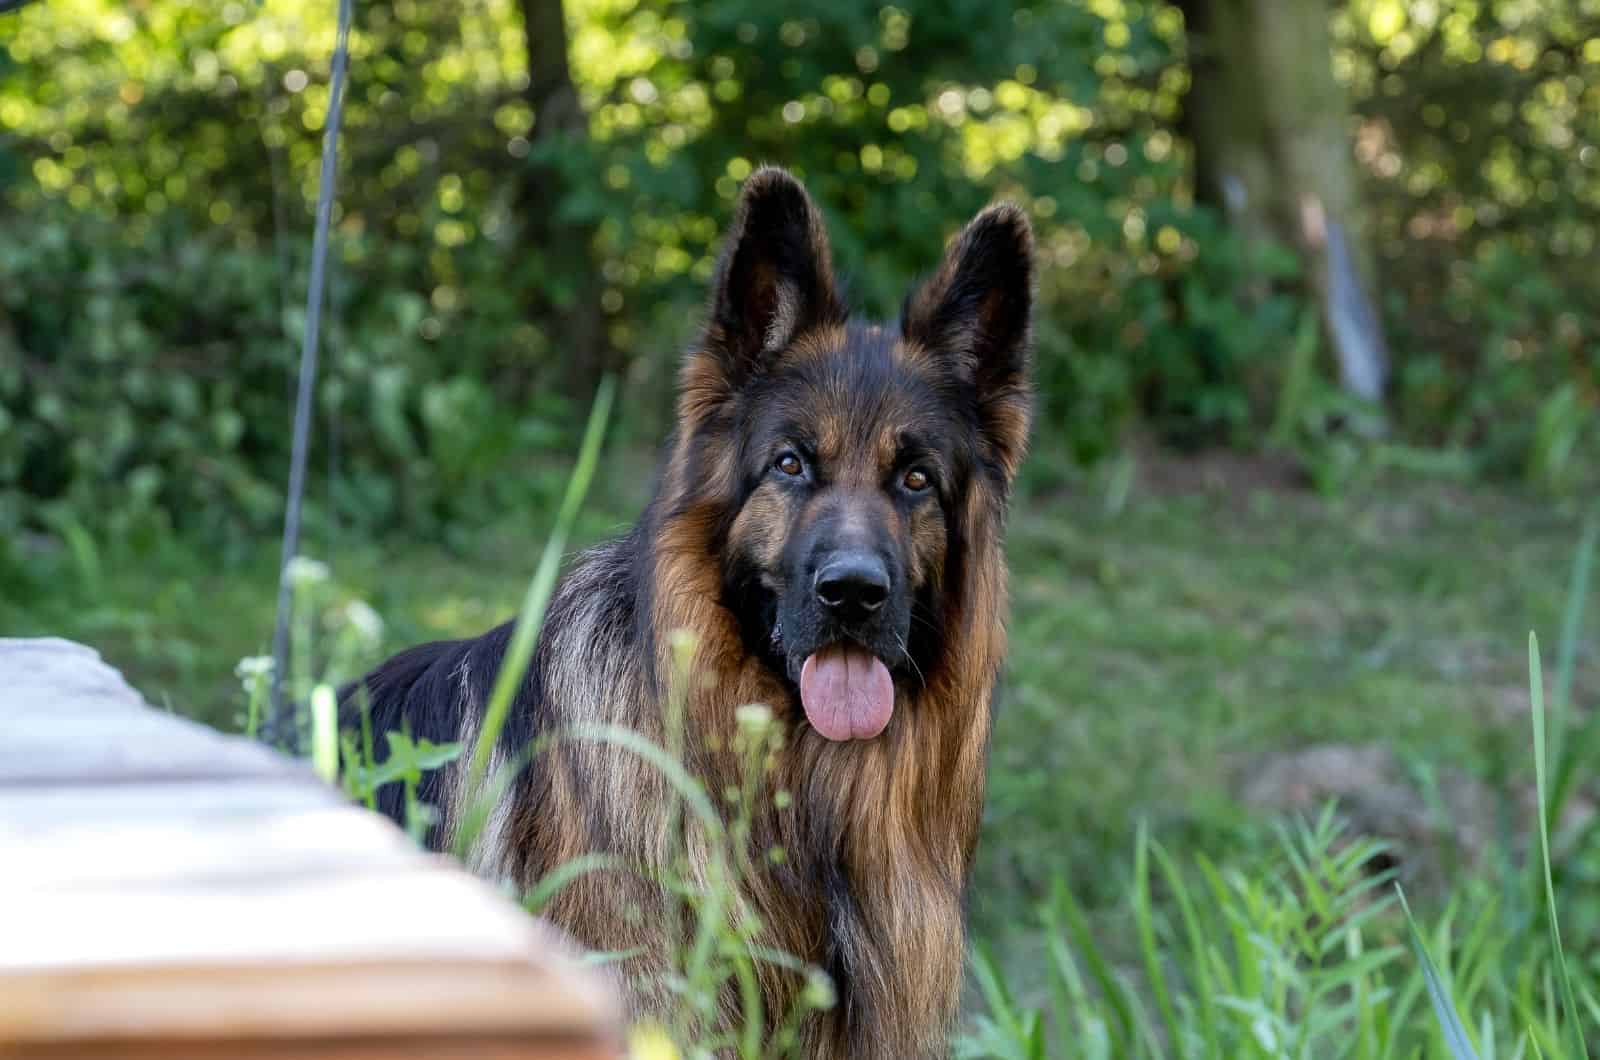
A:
[960,521,1599,1060]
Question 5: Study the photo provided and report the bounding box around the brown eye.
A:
[903,468,931,492]
[776,452,804,477]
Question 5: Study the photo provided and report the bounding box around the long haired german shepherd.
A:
[348,167,1033,1057]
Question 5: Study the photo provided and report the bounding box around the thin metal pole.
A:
[267,0,354,746]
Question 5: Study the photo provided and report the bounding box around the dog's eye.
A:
[775,452,805,477]
[903,468,931,492]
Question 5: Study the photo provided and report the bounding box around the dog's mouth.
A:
[766,611,904,742]
[790,642,896,742]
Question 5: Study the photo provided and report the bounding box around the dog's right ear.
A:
[901,203,1034,482]
[682,168,845,416]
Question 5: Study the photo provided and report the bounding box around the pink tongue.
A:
[799,645,895,741]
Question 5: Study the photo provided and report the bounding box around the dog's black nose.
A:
[815,553,890,614]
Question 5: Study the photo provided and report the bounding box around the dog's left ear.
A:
[902,204,1034,481]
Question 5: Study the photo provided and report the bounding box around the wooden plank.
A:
[0,638,150,718]
[1,789,420,892]
[0,853,624,1053]
[0,637,623,1058]
[0,780,339,830]
[0,952,621,1042]
[4,1034,618,1060]
[0,639,299,785]
[3,863,558,969]
[0,714,307,785]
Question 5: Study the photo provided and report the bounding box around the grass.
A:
[4,448,1598,1053]
[958,580,1599,1058]
[990,461,1595,921]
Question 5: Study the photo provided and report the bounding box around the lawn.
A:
[987,453,1593,913]
[5,447,1595,1040]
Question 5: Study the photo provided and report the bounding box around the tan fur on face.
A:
[727,482,793,578]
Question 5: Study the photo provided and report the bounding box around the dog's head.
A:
[677,167,1033,742]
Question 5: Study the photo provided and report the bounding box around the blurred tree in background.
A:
[1179,0,1390,435]
[0,0,1596,548]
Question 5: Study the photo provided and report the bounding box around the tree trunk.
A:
[518,0,613,402]
[1178,0,1389,424]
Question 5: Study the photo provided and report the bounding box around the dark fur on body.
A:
[347,168,1034,1058]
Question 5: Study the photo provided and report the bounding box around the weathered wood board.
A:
[0,638,621,1059]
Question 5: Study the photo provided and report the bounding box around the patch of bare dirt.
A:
[1238,742,1598,887]
[1237,744,1497,885]
[1128,435,1307,500]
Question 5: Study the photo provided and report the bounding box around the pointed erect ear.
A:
[694,167,844,392]
[902,203,1035,481]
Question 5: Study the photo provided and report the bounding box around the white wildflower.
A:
[342,599,385,645]
[234,654,274,690]
[284,555,330,588]
[735,703,773,736]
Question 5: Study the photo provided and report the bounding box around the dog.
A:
[345,167,1033,1057]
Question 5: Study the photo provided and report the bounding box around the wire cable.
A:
[267,0,354,747]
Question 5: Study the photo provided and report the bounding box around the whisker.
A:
[894,632,927,689]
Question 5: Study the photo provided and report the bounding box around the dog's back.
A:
[342,537,644,852]
[343,633,481,837]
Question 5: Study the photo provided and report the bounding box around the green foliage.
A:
[1337,0,1600,476]
[1396,885,1480,1060]
[961,813,1414,1059]
[4,0,1597,540]
[961,810,1592,1059]
[346,730,466,843]
[1529,632,1591,1060]
[0,205,577,543]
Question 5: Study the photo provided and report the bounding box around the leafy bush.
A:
[0,207,580,544]
[4,0,1598,539]
[1337,0,1600,478]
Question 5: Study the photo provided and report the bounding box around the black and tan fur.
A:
[347,168,1034,1058]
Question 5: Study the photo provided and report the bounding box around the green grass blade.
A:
[1041,902,1105,1058]
[1132,822,1184,1055]
[1580,985,1600,1036]
[453,376,615,852]
[357,690,377,810]
[735,951,766,1060]
[1151,839,1219,1057]
[1529,632,1589,1060]
[1551,511,1597,746]
[968,945,1027,1048]
[561,722,724,835]
[522,852,629,917]
[309,682,339,784]
[1547,514,1598,835]
[1051,878,1135,1055]
[1396,884,1480,1060]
